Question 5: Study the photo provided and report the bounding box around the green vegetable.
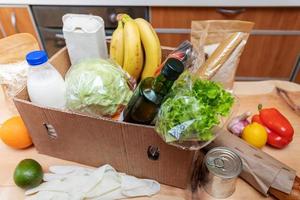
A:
[155,71,234,142]
[66,59,133,117]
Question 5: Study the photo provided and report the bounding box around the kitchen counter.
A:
[1,80,300,200]
[0,0,299,7]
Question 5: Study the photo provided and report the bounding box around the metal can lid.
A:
[205,147,242,179]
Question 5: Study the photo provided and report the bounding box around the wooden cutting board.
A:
[233,81,300,175]
[0,33,39,64]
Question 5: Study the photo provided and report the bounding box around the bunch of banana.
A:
[110,14,161,81]
[110,20,124,67]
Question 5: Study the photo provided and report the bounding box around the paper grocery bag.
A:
[191,20,254,90]
[204,130,296,196]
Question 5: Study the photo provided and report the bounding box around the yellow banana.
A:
[121,15,144,80]
[110,20,124,67]
[134,18,161,80]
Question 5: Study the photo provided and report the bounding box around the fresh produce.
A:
[242,122,268,148]
[110,20,124,67]
[155,72,234,142]
[252,114,290,148]
[227,111,251,136]
[14,159,43,189]
[121,14,144,80]
[110,14,162,81]
[259,107,294,141]
[65,59,133,117]
[0,116,32,149]
[228,105,294,149]
[134,18,162,80]
[252,105,294,148]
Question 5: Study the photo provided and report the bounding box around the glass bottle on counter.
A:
[123,57,184,124]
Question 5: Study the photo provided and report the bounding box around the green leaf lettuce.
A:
[155,71,234,142]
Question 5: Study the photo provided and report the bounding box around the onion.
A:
[227,111,251,137]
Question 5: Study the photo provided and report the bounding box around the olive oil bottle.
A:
[123,58,184,124]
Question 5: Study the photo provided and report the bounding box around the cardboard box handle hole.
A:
[43,123,58,139]
[147,145,160,160]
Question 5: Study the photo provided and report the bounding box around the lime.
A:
[13,159,43,189]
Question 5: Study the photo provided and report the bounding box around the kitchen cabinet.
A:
[295,58,300,84]
[296,73,300,84]
[239,35,300,78]
[0,6,40,44]
[151,7,300,81]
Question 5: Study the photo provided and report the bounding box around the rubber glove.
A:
[26,165,109,200]
[25,164,160,200]
[43,165,94,182]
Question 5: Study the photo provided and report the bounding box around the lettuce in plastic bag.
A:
[155,71,234,143]
[65,59,133,117]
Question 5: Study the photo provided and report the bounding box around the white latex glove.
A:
[121,175,160,197]
[26,165,111,200]
[88,173,160,200]
[43,165,94,182]
[25,164,160,200]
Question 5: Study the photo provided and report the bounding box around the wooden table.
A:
[1,80,300,200]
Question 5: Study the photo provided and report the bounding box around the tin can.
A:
[201,147,242,198]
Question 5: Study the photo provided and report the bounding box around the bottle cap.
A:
[26,51,48,66]
[162,58,184,80]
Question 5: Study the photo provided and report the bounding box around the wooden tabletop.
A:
[0,80,300,200]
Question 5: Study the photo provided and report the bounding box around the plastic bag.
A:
[196,32,245,79]
[0,60,29,97]
[154,41,197,76]
[65,58,133,117]
[155,71,235,150]
[0,60,29,114]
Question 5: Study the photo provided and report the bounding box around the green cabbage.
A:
[65,59,132,117]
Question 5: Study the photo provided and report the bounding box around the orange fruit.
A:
[0,116,32,149]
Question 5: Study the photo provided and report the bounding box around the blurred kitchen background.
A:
[0,1,299,83]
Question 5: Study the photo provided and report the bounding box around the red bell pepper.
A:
[252,114,290,148]
[251,105,294,149]
[260,108,294,140]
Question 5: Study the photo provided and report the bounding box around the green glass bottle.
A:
[123,58,184,124]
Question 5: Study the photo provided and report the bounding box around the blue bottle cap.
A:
[26,50,48,66]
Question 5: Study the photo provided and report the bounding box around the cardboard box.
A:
[13,47,197,189]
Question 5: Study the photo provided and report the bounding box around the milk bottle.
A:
[26,50,66,109]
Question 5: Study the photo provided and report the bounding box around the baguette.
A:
[197,32,244,79]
